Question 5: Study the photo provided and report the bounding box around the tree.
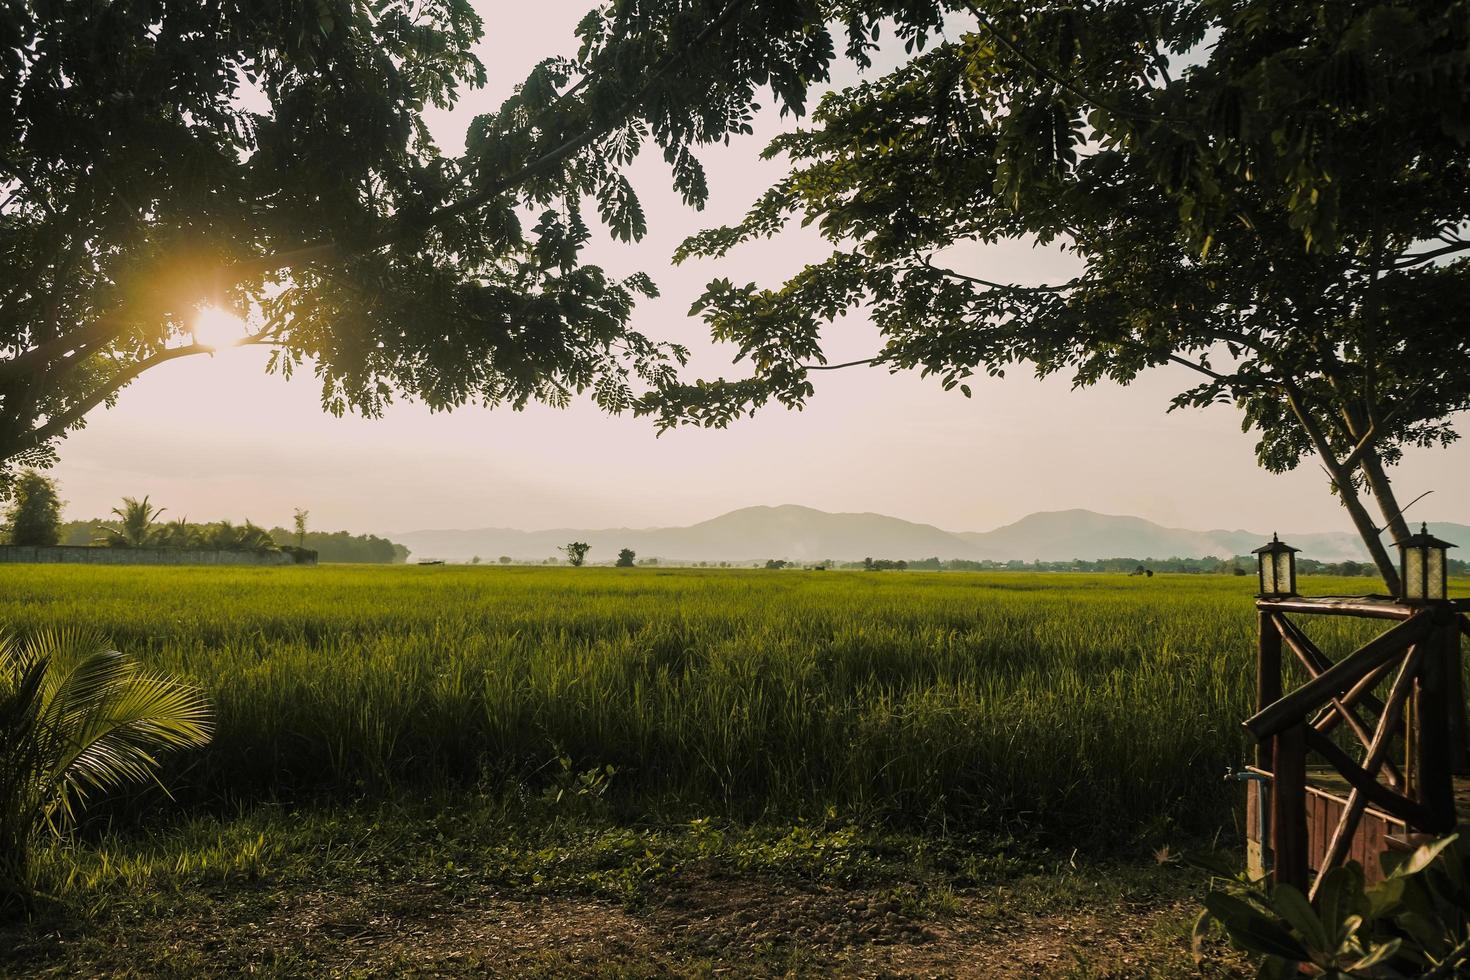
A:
[100,495,165,548]
[0,629,212,914]
[200,520,277,553]
[498,556,513,565]
[266,527,406,562]
[0,0,854,484]
[649,0,1470,592]
[616,547,636,567]
[765,559,789,570]
[562,541,591,567]
[2,470,61,546]
[154,517,198,550]
[293,508,310,549]
[470,555,482,565]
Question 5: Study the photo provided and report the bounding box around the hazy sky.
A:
[46,4,1470,536]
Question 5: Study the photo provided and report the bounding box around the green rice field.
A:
[6,565,1444,845]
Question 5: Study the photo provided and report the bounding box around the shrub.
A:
[1196,833,1470,977]
[0,630,213,916]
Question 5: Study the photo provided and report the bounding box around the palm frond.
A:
[0,628,214,909]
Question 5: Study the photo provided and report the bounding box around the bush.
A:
[3,471,62,547]
[1196,832,1470,977]
[0,630,212,916]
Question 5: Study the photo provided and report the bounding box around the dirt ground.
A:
[3,868,1248,978]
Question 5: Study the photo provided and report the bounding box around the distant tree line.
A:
[52,519,409,563]
[830,556,1466,577]
[267,528,408,564]
[0,472,410,563]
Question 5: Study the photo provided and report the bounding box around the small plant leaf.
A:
[1349,938,1402,971]
[1395,834,1458,878]
[1315,862,1367,944]
[1270,883,1330,954]
[1203,891,1310,961]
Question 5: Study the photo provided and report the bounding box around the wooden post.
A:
[1273,721,1309,890]
[1447,615,1469,776]
[1258,609,1282,772]
[1412,611,1458,833]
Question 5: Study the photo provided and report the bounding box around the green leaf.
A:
[1203,891,1310,961]
[1315,862,1367,944]
[1270,883,1329,954]
[1348,938,1402,972]
[1395,835,1459,878]
[1368,876,1407,919]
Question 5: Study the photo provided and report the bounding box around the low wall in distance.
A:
[0,545,308,567]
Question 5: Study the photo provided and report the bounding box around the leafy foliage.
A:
[99,495,165,548]
[0,629,212,915]
[266,527,407,563]
[1196,833,1470,978]
[615,547,636,567]
[650,0,1470,587]
[562,541,591,567]
[2,470,61,546]
[0,0,885,482]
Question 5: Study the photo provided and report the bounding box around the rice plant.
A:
[0,566,1449,848]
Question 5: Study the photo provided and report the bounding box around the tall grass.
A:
[1,566,1433,845]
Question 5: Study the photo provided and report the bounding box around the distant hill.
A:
[396,505,964,564]
[396,505,1470,564]
[949,510,1443,563]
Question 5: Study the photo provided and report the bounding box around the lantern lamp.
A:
[1253,533,1300,598]
[1397,523,1456,604]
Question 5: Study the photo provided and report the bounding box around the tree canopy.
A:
[3,1,1466,590]
[651,0,1470,588]
[0,0,856,478]
[2,470,59,546]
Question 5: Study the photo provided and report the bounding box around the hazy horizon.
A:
[41,2,1470,541]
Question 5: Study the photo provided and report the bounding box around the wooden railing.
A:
[1244,597,1470,899]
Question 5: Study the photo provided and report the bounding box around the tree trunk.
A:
[1360,447,1412,546]
[1332,474,1402,593]
[1286,388,1402,593]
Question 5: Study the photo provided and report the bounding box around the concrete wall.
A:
[0,545,307,566]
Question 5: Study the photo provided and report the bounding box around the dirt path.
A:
[2,870,1246,978]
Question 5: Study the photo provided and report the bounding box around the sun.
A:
[191,305,249,351]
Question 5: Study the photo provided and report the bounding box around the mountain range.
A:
[395,505,1470,565]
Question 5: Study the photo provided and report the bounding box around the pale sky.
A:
[46,4,1470,536]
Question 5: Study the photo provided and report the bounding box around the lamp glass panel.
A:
[1405,550,1425,600]
[1260,556,1276,593]
[1275,553,1294,594]
[1428,548,1446,600]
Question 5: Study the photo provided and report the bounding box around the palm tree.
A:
[154,517,198,550]
[237,520,277,553]
[201,519,278,553]
[0,630,212,915]
[98,495,165,548]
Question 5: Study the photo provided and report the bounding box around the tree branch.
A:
[1166,353,1227,382]
[13,344,211,453]
[0,316,138,381]
[919,255,1078,292]
[1385,240,1470,269]
[801,356,884,371]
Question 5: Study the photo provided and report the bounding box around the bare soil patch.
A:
[2,868,1246,978]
